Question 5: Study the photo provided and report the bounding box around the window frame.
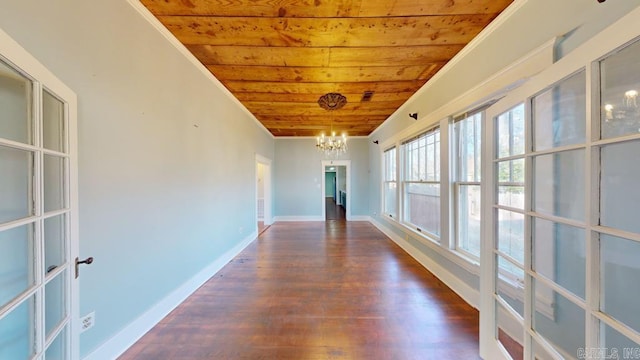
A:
[452,109,484,260]
[401,126,442,239]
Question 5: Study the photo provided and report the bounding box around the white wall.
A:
[0,1,274,357]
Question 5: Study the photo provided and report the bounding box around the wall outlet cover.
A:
[80,311,95,333]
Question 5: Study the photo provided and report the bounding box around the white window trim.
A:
[381,146,398,220]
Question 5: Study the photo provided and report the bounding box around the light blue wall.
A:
[274,138,369,218]
[0,1,274,357]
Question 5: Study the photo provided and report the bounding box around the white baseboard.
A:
[348,215,372,221]
[83,230,258,360]
[273,216,324,222]
[369,217,480,309]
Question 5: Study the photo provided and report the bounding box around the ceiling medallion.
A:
[316,93,348,157]
[317,92,347,111]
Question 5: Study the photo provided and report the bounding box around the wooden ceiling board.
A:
[327,45,464,66]
[141,0,512,17]
[158,15,495,47]
[222,80,427,94]
[246,100,404,116]
[188,45,463,67]
[233,91,415,103]
[207,64,439,83]
[187,45,330,67]
[259,115,388,124]
[140,0,514,137]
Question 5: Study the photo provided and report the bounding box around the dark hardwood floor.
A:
[119,221,481,359]
[325,197,346,221]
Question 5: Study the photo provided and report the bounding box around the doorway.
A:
[324,166,345,220]
[256,155,272,234]
[321,160,350,221]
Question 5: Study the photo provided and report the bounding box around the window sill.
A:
[388,219,481,277]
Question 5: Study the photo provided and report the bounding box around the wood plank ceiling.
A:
[141,0,513,137]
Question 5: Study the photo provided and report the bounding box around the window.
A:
[382,147,397,218]
[402,127,441,237]
[453,112,482,258]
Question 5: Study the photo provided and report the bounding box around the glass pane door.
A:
[0,56,72,359]
[482,31,640,358]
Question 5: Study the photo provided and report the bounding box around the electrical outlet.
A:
[80,312,95,332]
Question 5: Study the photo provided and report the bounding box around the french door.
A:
[480,10,640,360]
[0,29,79,359]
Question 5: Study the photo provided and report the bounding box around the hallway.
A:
[325,197,346,221]
[119,222,481,359]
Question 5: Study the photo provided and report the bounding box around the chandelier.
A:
[316,93,348,156]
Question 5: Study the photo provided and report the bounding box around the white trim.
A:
[273,216,324,222]
[349,215,370,221]
[82,230,258,360]
[370,217,480,309]
[124,0,273,139]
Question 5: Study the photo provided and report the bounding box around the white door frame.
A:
[0,28,79,359]
[321,160,351,221]
[256,154,273,226]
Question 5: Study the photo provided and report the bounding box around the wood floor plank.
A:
[119,221,481,359]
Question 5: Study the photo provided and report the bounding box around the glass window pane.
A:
[45,326,67,360]
[533,218,585,299]
[44,154,66,213]
[497,104,525,158]
[600,39,640,139]
[383,182,397,218]
[497,159,525,210]
[0,60,32,145]
[497,265,524,318]
[533,150,585,221]
[0,223,35,308]
[497,186,524,210]
[602,323,639,358]
[384,148,396,181]
[457,184,481,257]
[45,272,66,337]
[497,209,524,266]
[498,159,525,184]
[533,71,586,151]
[496,303,524,360]
[532,339,556,360]
[533,279,585,358]
[43,90,65,152]
[456,113,482,182]
[405,183,440,236]
[601,234,640,334]
[0,145,33,224]
[0,295,36,359]
[601,140,640,234]
[44,214,66,275]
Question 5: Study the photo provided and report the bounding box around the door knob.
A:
[75,256,94,279]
